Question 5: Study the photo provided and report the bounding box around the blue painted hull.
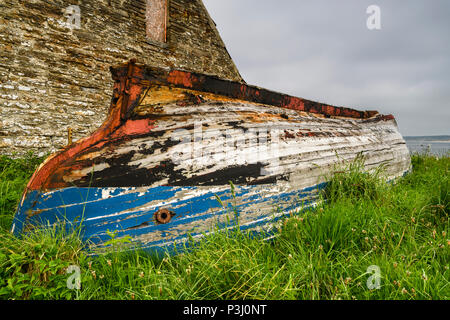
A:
[12,183,325,254]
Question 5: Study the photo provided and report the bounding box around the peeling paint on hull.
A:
[12,60,411,254]
[12,183,324,254]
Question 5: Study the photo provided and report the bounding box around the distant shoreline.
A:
[404,135,450,141]
[406,140,450,143]
[404,136,450,155]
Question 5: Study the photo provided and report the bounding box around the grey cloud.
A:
[203,0,450,135]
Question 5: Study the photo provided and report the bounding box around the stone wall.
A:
[0,0,243,156]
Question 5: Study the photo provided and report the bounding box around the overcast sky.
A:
[203,0,450,136]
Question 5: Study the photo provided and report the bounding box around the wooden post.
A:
[67,127,73,146]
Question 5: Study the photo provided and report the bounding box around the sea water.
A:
[404,136,450,156]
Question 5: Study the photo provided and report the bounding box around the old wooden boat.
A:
[12,59,411,253]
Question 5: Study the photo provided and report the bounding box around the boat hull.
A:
[12,60,411,253]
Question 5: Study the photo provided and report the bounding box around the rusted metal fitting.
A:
[154,208,175,224]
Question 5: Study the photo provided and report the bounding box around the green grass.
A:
[0,153,45,231]
[0,152,448,300]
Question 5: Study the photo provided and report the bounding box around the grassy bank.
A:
[0,153,448,300]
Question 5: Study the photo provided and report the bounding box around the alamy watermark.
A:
[59,5,381,34]
[367,5,381,30]
[63,5,81,30]
[366,265,381,290]
[66,265,81,290]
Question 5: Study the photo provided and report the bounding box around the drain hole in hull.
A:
[154,209,175,225]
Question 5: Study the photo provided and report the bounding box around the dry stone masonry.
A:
[0,0,243,156]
